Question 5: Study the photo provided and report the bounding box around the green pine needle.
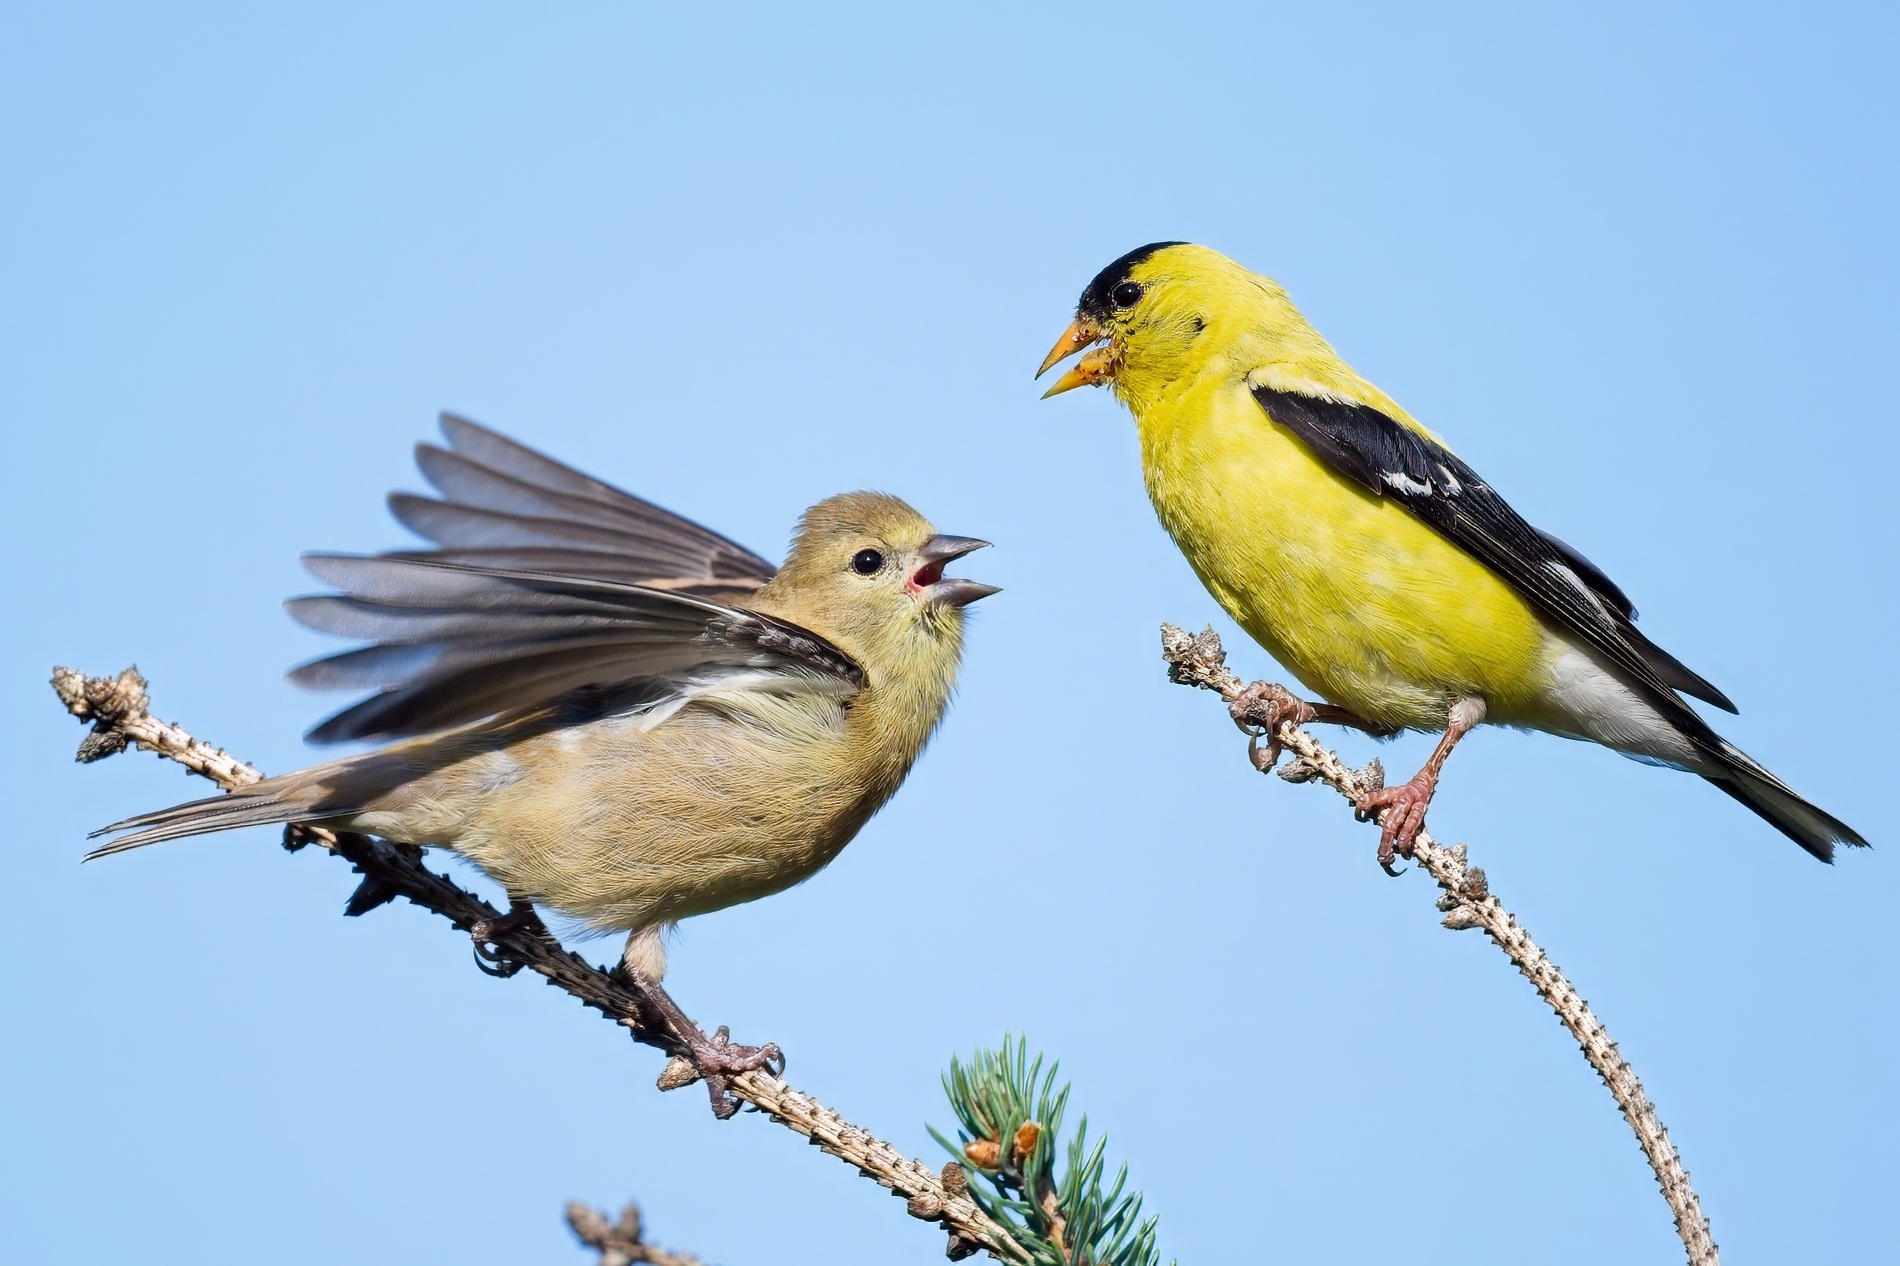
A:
[931,1036,1167,1266]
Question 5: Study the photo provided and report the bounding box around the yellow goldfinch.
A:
[1039,242,1863,866]
[91,416,997,1100]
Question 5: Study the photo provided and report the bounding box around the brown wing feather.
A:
[394,413,778,588]
[286,555,858,744]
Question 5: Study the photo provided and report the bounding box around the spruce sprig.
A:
[930,1037,1164,1266]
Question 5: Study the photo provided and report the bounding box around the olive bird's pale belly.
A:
[347,701,878,933]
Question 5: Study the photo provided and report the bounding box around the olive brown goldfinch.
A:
[1040,242,1863,866]
[91,415,997,1099]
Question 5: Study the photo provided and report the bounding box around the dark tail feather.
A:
[88,788,309,859]
[1703,744,1868,863]
[1633,630,1738,714]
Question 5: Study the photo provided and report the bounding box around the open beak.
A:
[911,535,999,607]
[1035,316,1116,398]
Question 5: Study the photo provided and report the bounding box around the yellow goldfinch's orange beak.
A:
[1036,317,1116,398]
[1039,347,1116,398]
[1036,317,1099,379]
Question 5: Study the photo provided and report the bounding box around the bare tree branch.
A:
[566,1199,708,1266]
[50,665,1027,1265]
[1159,624,1719,1266]
[50,642,1723,1264]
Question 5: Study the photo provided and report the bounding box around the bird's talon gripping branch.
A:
[1230,682,1394,775]
[1231,681,1316,772]
[1358,772,1439,869]
[468,899,548,978]
[685,1027,786,1119]
[1356,698,1482,869]
[1228,680,1316,734]
[470,947,520,978]
[627,978,786,1118]
[701,1025,786,1078]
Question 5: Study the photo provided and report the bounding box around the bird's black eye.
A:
[1110,281,1144,308]
[850,548,885,576]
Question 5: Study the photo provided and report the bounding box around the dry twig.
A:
[566,1200,707,1266]
[1159,624,1719,1266]
[50,665,1027,1265]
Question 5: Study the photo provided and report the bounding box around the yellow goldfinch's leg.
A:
[1357,697,1487,872]
[1229,681,1397,774]
[469,897,551,978]
[620,947,785,1119]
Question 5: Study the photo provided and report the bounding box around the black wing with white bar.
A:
[1249,384,1735,714]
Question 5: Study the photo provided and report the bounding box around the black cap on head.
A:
[1077,241,1186,319]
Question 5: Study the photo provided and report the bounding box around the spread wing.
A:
[1249,382,1736,715]
[286,555,859,744]
[386,413,778,595]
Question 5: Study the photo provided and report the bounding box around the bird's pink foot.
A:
[1357,769,1440,873]
[1229,682,1317,772]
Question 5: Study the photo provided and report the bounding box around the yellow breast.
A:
[1137,375,1552,731]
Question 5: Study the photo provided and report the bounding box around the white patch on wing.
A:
[1545,561,1612,620]
[1435,463,1463,494]
[1537,641,1702,770]
[612,664,854,735]
[627,695,688,734]
[1382,470,1435,496]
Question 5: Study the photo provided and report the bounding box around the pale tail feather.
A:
[87,786,317,859]
[86,753,403,859]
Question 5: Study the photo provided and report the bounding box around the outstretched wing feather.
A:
[395,414,779,584]
[286,555,859,743]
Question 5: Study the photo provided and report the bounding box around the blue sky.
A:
[3,3,1895,1263]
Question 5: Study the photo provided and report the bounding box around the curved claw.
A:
[1380,860,1408,878]
[1246,732,1285,774]
[1357,765,1440,869]
[471,942,525,978]
[1236,682,1320,775]
[466,900,546,979]
[705,1079,741,1119]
